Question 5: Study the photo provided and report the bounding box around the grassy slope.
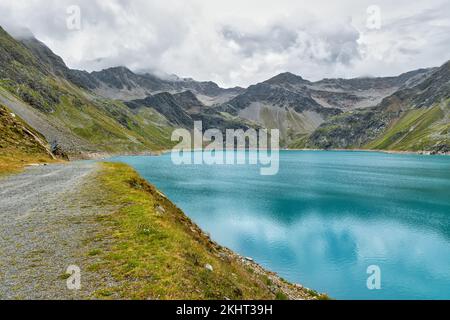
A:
[0,75,175,155]
[366,102,449,151]
[295,100,449,152]
[288,134,309,149]
[51,86,175,153]
[0,104,55,175]
[299,60,449,152]
[83,162,325,300]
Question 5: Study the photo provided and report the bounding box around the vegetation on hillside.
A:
[0,27,175,157]
[82,162,326,300]
[299,100,449,153]
[298,60,450,153]
[0,104,55,174]
[366,102,449,151]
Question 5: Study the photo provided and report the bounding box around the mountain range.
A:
[0,26,448,159]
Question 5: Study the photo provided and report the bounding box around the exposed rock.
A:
[205,264,214,272]
[155,205,165,214]
[125,92,193,127]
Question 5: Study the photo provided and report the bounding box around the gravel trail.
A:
[0,162,110,299]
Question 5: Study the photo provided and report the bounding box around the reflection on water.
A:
[111,151,450,299]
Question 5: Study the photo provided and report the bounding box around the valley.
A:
[1,25,448,161]
[0,23,449,301]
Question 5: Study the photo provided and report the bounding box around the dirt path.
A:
[0,162,110,299]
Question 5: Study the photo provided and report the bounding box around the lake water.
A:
[111,151,450,299]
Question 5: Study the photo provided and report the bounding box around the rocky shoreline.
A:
[73,147,450,162]
[286,148,450,156]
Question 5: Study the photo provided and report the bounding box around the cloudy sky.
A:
[1,0,449,87]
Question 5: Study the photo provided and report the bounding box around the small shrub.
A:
[275,291,289,300]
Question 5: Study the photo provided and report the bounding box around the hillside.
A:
[215,69,434,145]
[125,90,254,132]
[87,66,244,104]
[0,26,253,156]
[0,27,174,158]
[0,104,55,174]
[301,61,450,153]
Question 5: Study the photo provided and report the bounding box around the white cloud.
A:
[0,0,449,87]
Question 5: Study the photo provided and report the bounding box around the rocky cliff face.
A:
[17,32,244,104]
[89,68,244,104]
[125,92,193,127]
[125,91,252,132]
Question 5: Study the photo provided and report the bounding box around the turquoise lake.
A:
[111,151,450,299]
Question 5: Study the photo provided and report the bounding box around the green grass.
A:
[83,162,320,300]
[288,134,309,149]
[0,77,175,155]
[366,103,449,151]
[0,152,52,176]
[302,99,449,152]
[275,291,289,300]
[49,83,175,153]
[0,104,56,175]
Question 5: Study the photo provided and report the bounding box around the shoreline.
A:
[24,146,445,298]
[0,161,324,299]
[285,148,450,156]
[93,162,326,299]
[74,147,450,161]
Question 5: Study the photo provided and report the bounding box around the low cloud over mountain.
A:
[1,0,450,88]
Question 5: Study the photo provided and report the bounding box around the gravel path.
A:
[0,162,110,299]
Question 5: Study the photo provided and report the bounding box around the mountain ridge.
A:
[301,61,450,153]
[0,25,448,155]
[0,26,175,158]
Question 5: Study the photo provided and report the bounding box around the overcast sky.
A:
[1,0,449,87]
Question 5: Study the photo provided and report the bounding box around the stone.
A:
[155,205,165,214]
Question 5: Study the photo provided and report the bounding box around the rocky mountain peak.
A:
[264,72,309,85]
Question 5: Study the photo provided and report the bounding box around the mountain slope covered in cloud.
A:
[2,0,449,88]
